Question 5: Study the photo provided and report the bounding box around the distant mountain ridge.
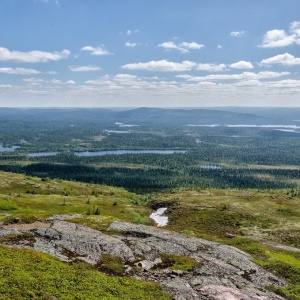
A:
[2,106,300,125]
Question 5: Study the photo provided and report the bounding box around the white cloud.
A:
[259,30,295,48]
[23,77,76,85]
[126,29,139,35]
[290,21,300,38]
[66,80,76,85]
[179,42,204,50]
[229,61,254,69]
[184,71,289,82]
[69,65,101,72]
[259,21,300,48]
[175,74,193,79]
[260,53,300,66]
[125,42,138,47]
[230,31,245,37]
[35,0,59,5]
[159,42,184,52]
[0,47,70,63]
[0,84,12,88]
[3,71,299,107]
[196,63,227,72]
[158,41,204,53]
[267,79,300,88]
[217,44,223,49]
[122,60,197,72]
[114,74,137,80]
[23,78,44,84]
[80,46,112,56]
[0,67,40,75]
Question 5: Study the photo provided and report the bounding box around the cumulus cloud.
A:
[260,53,300,66]
[69,65,101,72]
[230,31,245,37]
[23,77,76,85]
[126,29,139,35]
[158,41,204,53]
[229,61,254,69]
[66,80,76,85]
[259,21,300,48]
[184,71,289,82]
[0,67,40,75]
[23,78,44,84]
[0,47,70,63]
[80,46,112,56]
[180,42,204,50]
[196,63,227,72]
[125,42,138,47]
[122,60,197,72]
[114,74,137,80]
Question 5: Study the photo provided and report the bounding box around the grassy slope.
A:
[0,171,152,230]
[0,246,170,300]
[0,171,168,299]
[156,188,300,299]
[0,171,300,299]
[155,189,300,245]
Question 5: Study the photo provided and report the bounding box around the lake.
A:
[28,152,60,157]
[27,149,187,157]
[201,165,221,169]
[0,145,20,152]
[74,150,187,157]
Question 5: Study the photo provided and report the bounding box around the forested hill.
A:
[0,107,261,126]
[1,107,300,126]
[113,107,262,125]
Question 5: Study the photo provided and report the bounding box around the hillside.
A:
[0,171,299,299]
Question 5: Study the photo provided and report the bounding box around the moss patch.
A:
[0,246,171,300]
[155,253,201,272]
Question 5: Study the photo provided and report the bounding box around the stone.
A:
[0,220,286,300]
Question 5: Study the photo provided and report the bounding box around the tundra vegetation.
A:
[0,107,299,299]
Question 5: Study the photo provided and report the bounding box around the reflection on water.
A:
[201,165,221,170]
[150,207,168,227]
[28,152,59,157]
[27,149,187,157]
[0,145,20,152]
[74,150,187,156]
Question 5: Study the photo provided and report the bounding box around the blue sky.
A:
[0,0,300,107]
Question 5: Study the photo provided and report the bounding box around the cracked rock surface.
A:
[1,220,286,299]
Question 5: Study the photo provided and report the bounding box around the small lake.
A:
[188,124,300,129]
[104,130,129,134]
[0,145,20,152]
[201,165,221,170]
[150,207,168,227]
[28,152,60,157]
[74,150,187,157]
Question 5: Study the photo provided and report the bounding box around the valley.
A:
[0,107,299,299]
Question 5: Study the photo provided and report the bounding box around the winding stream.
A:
[150,207,168,227]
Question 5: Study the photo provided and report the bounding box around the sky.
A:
[0,0,300,107]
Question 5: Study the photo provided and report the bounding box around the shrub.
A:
[155,253,201,271]
[96,253,124,276]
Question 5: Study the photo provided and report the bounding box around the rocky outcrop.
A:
[34,221,135,264]
[0,220,286,300]
[109,222,285,300]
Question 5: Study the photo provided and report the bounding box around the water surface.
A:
[0,145,20,152]
[28,152,60,157]
[150,208,168,227]
[74,149,187,157]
